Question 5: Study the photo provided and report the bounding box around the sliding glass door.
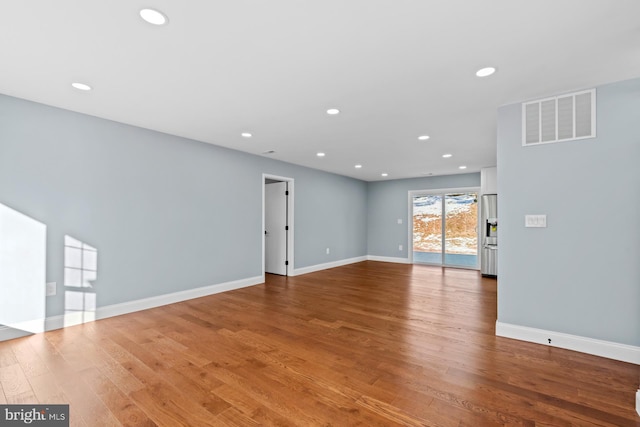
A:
[412,191,478,268]
[412,195,443,264]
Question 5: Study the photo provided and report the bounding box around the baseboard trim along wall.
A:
[291,255,413,276]
[44,275,264,331]
[496,321,640,365]
[6,257,398,337]
[0,325,36,341]
[291,256,367,276]
[366,255,410,264]
[0,318,47,335]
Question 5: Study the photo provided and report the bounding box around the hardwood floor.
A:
[0,261,638,426]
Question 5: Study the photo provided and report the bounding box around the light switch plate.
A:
[46,282,56,296]
[525,214,547,228]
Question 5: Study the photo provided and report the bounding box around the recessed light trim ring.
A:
[71,82,92,91]
[476,67,496,77]
[140,8,168,25]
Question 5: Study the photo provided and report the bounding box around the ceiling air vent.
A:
[522,89,596,146]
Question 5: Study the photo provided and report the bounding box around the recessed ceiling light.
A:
[381,173,388,177]
[71,82,91,91]
[459,165,467,169]
[140,8,168,25]
[418,135,430,141]
[241,132,252,138]
[317,152,325,157]
[354,164,362,169]
[326,108,340,115]
[476,67,496,77]
[442,153,453,158]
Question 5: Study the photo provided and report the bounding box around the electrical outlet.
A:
[398,244,403,251]
[326,247,330,255]
[46,282,56,297]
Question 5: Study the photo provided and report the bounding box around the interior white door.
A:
[265,182,287,275]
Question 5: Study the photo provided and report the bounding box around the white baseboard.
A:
[42,275,264,332]
[0,317,47,334]
[292,255,413,276]
[0,315,47,340]
[291,256,367,276]
[0,325,34,341]
[496,321,640,365]
[366,255,410,264]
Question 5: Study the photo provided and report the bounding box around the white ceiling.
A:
[1,1,639,181]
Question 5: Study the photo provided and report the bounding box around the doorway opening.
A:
[0,203,46,341]
[409,188,479,269]
[263,174,294,277]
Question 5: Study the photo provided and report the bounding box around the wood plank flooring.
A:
[0,261,638,426]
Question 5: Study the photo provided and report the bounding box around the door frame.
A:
[262,174,294,279]
[407,186,480,269]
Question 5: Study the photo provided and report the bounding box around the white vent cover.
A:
[522,89,596,146]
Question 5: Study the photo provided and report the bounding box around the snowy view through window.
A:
[413,193,477,266]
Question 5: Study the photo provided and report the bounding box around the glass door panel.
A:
[444,193,478,267]
[412,195,443,264]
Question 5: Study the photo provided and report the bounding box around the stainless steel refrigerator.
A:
[481,194,498,277]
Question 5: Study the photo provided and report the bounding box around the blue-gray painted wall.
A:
[366,174,480,258]
[497,77,640,346]
[0,94,367,318]
[13,74,637,351]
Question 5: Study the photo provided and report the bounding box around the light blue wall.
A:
[0,94,367,318]
[497,77,640,346]
[294,177,367,266]
[367,174,480,258]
